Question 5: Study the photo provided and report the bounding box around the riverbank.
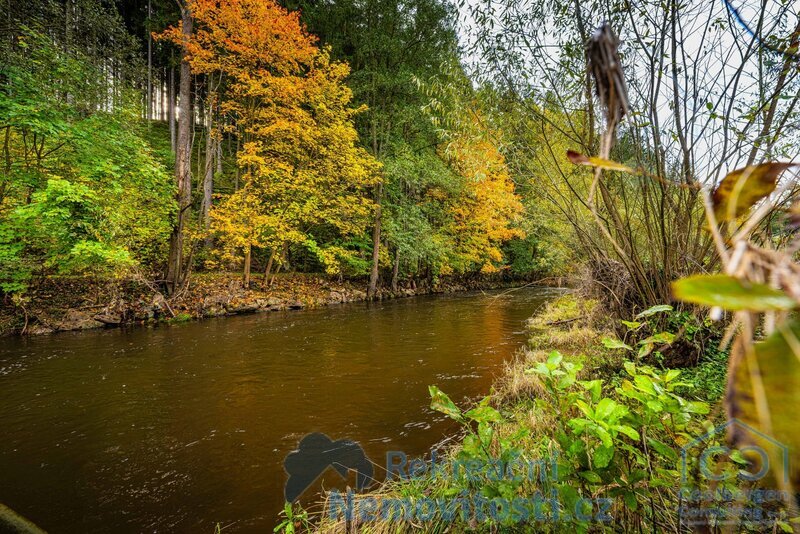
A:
[0,272,560,336]
[305,294,732,533]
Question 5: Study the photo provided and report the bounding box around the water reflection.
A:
[0,287,560,532]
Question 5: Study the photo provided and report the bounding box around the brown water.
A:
[0,287,559,533]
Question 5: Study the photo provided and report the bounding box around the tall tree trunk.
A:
[216,130,223,175]
[146,0,152,121]
[64,0,70,48]
[367,182,383,299]
[391,249,400,293]
[169,58,176,153]
[263,248,275,286]
[161,71,166,120]
[234,135,240,190]
[201,80,215,246]
[243,245,251,287]
[165,7,193,295]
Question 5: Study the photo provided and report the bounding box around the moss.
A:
[169,312,193,323]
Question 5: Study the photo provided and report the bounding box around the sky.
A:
[451,0,800,182]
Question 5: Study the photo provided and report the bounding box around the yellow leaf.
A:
[712,162,798,221]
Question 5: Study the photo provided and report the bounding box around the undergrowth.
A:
[289,294,791,534]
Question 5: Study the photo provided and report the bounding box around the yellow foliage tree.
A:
[444,133,525,274]
[162,0,380,284]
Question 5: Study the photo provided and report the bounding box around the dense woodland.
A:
[0,0,553,306]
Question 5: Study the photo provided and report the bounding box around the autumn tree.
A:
[162,0,379,284]
[442,133,524,274]
[154,0,194,295]
[289,0,459,296]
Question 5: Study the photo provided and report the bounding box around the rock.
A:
[225,300,259,314]
[25,324,54,335]
[204,305,226,317]
[328,291,343,303]
[152,293,167,308]
[94,311,122,325]
[288,300,305,310]
[202,295,226,307]
[57,309,103,331]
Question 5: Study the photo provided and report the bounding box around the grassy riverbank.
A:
[0,272,554,336]
[291,294,766,533]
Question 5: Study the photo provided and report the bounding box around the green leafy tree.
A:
[0,31,174,294]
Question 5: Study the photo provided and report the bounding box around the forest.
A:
[0,0,544,324]
[3,0,800,532]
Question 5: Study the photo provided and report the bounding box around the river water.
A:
[0,287,559,532]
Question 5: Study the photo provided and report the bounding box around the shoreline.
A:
[1,273,563,337]
[310,294,728,533]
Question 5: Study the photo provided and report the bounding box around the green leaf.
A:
[664,369,681,382]
[602,337,633,351]
[637,343,654,359]
[465,404,502,424]
[593,444,615,468]
[595,426,613,448]
[684,401,710,414]
[640,332,676,345]
[579,471,602,484]
[623,490,638,510]
[582,379,602,402]
[646,437,678,461]
[633,375,657,395]
[673,274,797,311]
[575,399,593,418]
[547,351,563,366]
[594,398,619,420]
[635,304,673,319]
[429,385,461,420]
[621,320,642,329]
[614,425,641,441]
[727,320,800,488]
[478,422,494,446]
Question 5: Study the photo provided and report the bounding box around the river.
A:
[0,287,559,532]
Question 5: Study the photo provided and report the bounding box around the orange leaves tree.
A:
[161,0,379,284]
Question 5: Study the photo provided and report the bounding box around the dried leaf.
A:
[787,201,800,230]
[587,23,629,127]
[672,274,797,311]
[726,324,800,490]
[712,162,798,221]
[566,150,635,173]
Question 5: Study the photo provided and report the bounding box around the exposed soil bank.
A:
[0,272,562,336]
